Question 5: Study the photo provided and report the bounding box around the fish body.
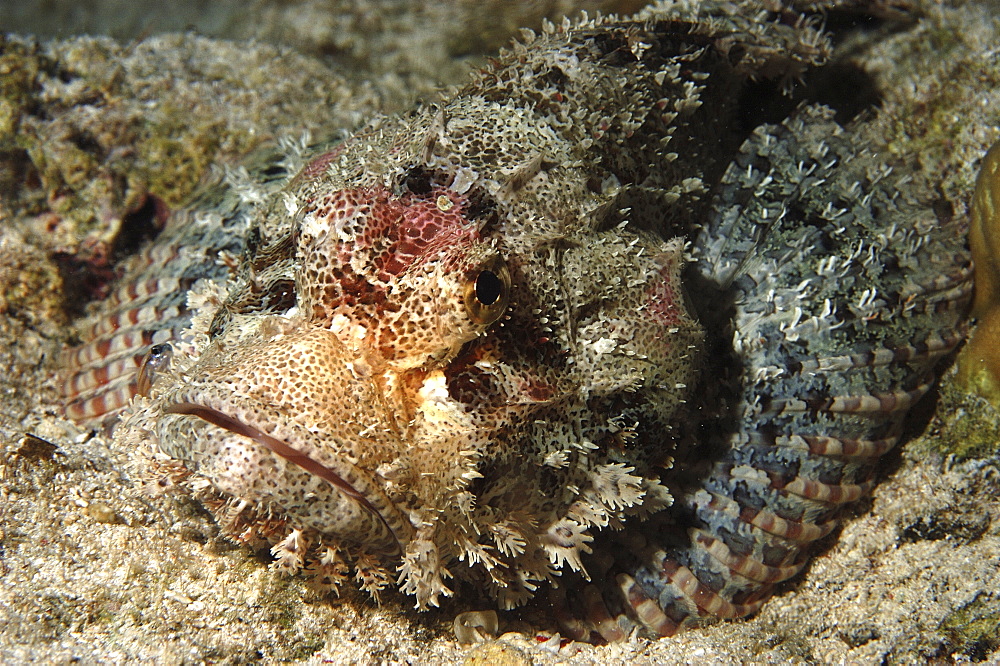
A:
[63,3,972,642]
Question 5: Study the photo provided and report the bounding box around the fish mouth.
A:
[163,401,412,554]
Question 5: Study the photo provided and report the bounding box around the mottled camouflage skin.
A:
[555,104,972,640]
[63,2,971,643]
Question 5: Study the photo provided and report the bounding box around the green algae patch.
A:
[955,313,1000,408]
[137,122,225,209]
[921,368,1000,460]
[940,594,1000,661]
[0,37,45,141]
[1,33,379,245]
[872,6,1000,210]
[257,575,306,630]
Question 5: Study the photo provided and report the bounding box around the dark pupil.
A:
[475,270,503,306]
[149,343,170,357]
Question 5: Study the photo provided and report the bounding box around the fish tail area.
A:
[62,267,193,427]
[550,104,972,643]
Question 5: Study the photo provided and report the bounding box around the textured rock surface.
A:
[2,0,999,663]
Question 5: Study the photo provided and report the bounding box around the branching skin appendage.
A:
[63,2,971,643]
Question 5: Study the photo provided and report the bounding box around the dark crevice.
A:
[111,193,169,260]
[55,193,169,317]
[739,61,882,132]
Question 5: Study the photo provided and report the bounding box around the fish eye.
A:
[464,255,510,325]
[136,343,173,396]
[476,270,503,306]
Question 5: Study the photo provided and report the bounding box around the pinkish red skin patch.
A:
[297,183,492,350]
[359,187,477,277]
[298,147,348,183]
[645,258,686,328]
[305,184,480,283]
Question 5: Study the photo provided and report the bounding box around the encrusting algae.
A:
[958,140,1000,404]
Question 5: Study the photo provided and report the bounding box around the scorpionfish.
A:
[62,1,973,642]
